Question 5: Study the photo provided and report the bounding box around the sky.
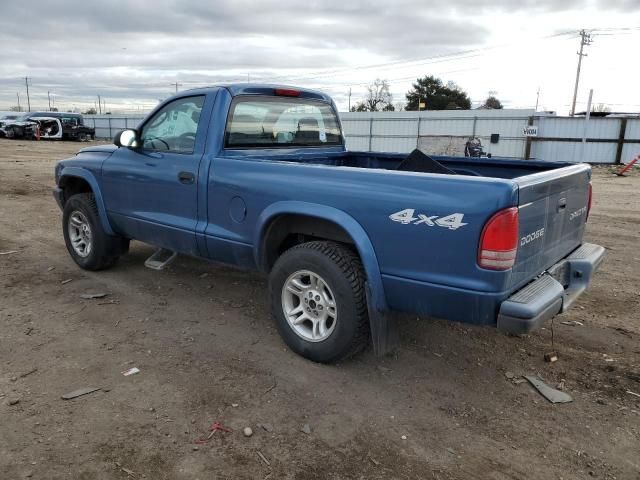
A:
[0,0,639,114]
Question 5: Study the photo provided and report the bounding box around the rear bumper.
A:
[497,243,605,334]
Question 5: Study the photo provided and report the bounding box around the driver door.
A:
[101,94,209,255]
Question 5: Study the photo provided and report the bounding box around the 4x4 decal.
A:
[389,209,467,230]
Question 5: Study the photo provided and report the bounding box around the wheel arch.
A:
[255,201,387,313]
[58,167,115,236]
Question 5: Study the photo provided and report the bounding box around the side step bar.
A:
[144,248,177,271]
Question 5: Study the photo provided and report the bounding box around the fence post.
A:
[125,117,129,129]
[524,116,534,160]
[368,117,373,152]
[615,118,627,165]
[108,116,112,140]
[416,116,421,149]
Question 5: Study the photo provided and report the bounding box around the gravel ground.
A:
[1,138,639,480]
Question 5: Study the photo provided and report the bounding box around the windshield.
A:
[225,96,343,148]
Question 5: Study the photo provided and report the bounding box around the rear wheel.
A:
[62,193,128,270]
[269,241,369,363]
[6,127,15,139]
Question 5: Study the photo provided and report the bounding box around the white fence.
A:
[341,110,640,164]
[85,110,640,164]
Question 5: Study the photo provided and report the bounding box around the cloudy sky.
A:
[0,1,639,114]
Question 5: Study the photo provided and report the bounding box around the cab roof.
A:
[185,83,334,103]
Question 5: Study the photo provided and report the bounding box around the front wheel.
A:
[62,193,128,270]
[269,241,369,363]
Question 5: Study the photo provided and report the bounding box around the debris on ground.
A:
[301,424,312,435]
[257,450,270,466]
[7,398,20,406]
[258,423,273,433]
[505,371,515,379]
[19,367,38,378]
[243,427,253,437]
[602,354,614,363]
[194,421,233,444]
[561,320,584,327]
[544,352,559,363]
[62,387,101,400]
[80,293,108,299]
[627,390,640,398]
[122,367,140,376]
[609,326,633,337]
[231,403,239,407]
[47,266,55,271]
[525,375,573,403]
[115,461,135,477]
[0,250,18,255]
[61,278,73,285]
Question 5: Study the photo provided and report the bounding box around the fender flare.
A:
[59,167,115,236]
[255,201,388,313]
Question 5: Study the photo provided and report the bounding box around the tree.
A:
[83,107,97,115]
[351,79,394,112]
[405,75,471,111]
[9,106,22,112]
[480,96,503,109]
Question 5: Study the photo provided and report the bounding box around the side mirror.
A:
[114,129,139,148]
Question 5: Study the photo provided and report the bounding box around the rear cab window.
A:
[225,96,342,148]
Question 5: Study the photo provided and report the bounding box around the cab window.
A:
[225,96,342,148]
[141,96,205,153]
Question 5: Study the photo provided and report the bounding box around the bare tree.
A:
[592,103,611,113]
[351,79,394,112]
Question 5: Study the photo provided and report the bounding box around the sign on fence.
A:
[523,125,538,137]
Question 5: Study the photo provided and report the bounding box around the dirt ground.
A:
[1,138,639,480]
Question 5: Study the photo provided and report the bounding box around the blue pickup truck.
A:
[53,84,605,362]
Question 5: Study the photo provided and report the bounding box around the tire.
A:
[6,127,15,139]
[62,193,129,271]
[269,241,369,363]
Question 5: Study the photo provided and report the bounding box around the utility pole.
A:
[48,91,51,111]
[570,29,592,117]
[24,76,31,112]
[535,87,540,112]
[348,88,351,111]
[171,81,182,93]
[97,95,102,114]
[17,92,21,112]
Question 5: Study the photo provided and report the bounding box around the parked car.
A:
[0,113,20,136]
[1,111,95,141]
[52,84,604,362]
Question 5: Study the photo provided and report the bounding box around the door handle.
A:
[178,171,195,184]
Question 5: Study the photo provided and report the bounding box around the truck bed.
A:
[239,149,576,180]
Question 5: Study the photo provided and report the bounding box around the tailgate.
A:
[508,164,591,291]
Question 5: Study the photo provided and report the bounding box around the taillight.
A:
[586,183,592,221]
[478,207,519,270]
[274,88,300,97]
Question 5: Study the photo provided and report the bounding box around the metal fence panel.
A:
[536,117,621,139]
